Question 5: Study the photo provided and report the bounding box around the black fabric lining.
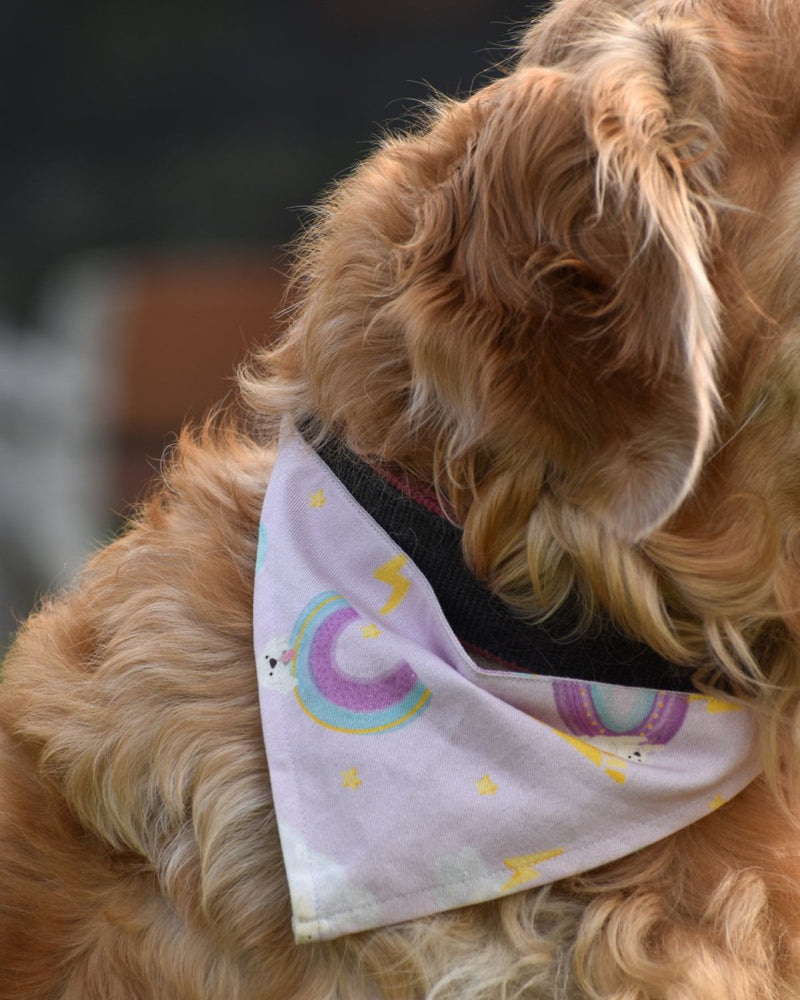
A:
[310,432,695,692]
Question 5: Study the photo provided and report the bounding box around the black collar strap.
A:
[311,433,695,693]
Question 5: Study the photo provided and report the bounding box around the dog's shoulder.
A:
[1,424,276,847]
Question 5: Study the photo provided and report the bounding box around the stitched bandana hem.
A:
[253,424,761,943]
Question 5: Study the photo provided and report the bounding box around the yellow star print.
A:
[501,848,565,892]
[309,489,326,508]
[709,794,726,811]
[341,767,362,790]
[361,623,382,639]
[476,775,498,796]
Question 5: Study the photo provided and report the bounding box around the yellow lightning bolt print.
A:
[552,729,628,784]
[501,848,565,892]
[689,694,742,713]
[374,555,410,615]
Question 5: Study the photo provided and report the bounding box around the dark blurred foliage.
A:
[1,0,546,325]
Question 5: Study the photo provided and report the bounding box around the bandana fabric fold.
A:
[253,425,761,943]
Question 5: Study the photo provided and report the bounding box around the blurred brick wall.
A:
[111,254,286,506]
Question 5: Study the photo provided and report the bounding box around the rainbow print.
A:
[289,590,431,734]
[553,680,688,744]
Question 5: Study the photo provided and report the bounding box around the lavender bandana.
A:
[253,424,761,942]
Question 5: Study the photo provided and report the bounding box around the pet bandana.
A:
[253,424,761,942]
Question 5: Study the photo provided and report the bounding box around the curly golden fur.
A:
[5,0,800,996]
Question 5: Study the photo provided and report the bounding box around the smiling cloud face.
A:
[586,735,656,764]
[257,636,297,694]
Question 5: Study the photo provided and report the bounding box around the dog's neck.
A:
[310,432,694,692]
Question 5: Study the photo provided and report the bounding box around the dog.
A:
[4,0,800,996]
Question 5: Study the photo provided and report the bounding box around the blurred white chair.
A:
[0,256,131,641]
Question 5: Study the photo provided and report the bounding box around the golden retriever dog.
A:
[4,0,800,996]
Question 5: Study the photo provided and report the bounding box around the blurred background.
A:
[1,0,546,651]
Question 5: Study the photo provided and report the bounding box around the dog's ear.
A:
[403,13,726,541]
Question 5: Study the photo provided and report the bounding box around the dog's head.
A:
[245,1,800,685]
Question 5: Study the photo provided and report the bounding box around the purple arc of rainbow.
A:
[553,680,688,744]
[289,591,431,734]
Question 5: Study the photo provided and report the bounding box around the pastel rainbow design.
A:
[289,590,431,734]
[553,681,688,744]
[256,522,268,573]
